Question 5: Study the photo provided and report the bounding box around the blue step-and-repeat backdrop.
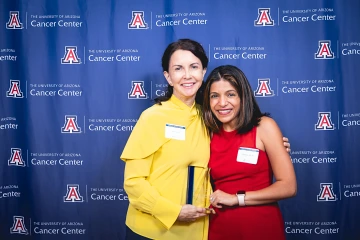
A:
[1,0,359,239]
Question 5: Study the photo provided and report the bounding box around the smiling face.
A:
[209,79,241,131]
[163,50,206,106]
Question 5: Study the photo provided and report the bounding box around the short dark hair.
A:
[155,39,208,104]
[203,65,268,133]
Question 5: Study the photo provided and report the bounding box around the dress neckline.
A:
[220,127,237,137]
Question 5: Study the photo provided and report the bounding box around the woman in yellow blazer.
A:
[121,39,212,240]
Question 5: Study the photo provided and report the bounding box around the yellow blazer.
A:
[121,95,211,240]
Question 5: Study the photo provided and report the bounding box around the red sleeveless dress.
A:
[208,127,285,240]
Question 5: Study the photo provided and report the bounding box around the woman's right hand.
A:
[177,204,207,222]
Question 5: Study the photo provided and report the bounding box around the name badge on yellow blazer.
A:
[236,147,259,164]
[165,123,185,140]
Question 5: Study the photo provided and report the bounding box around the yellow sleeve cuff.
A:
[152,196,182,230]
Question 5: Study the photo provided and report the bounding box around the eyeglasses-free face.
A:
[209,79,241,132]
[163,50,206,106]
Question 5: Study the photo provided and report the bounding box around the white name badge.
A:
[165,123,185,140]
[236,147,259,164]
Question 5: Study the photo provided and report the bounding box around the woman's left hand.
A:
[210,190,238,208]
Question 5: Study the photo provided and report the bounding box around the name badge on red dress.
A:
[236,147,259,164]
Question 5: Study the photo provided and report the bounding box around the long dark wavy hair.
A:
[203,65,269,134]
[154,39,208,105]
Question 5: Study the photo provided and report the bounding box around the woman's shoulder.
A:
[258,116,275,125]
[139,104,160,119]
[258,116,279,133]
[139,101,172,120]
[257,116,283,143]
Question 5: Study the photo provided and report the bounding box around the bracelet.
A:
[236,191,246,206]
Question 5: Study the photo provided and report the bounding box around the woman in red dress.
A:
[202,65,297,240]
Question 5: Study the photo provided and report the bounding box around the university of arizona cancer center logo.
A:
[128,11,148,29]
[8,148,25,167]
[10,216,28,235]
[254,8,274,26]
[317,183,337,201]
[254,79,275,97]
[61,46,81,64]
[64,184,84,202]
[6,11,23,29]
[128,81,148,99]
[315,112,335,130]
[61,115,82,133]
[6,80,24,98]
[315,40,335,59]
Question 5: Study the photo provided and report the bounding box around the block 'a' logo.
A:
[128,11,148,29]
[254,78,275,97]
[6,11,23,29]
[317,183,337,201]
[61,46,81,64]
[128,81,148,99]
[6,80,24,98]
[8,148,25,167]
[254,8,275,26]
[315,40,335,59]
[61,115,82,133]
[315,112,335,130]
[64,184,84,202]
[10,216,28,235]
